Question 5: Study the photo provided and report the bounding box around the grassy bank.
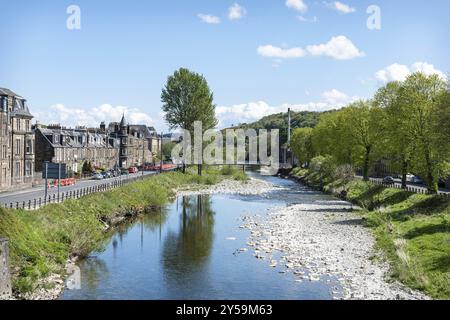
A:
[292,167,450,299]
[0,167,247,296]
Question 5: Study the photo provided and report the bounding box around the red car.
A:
[128,167,138,174]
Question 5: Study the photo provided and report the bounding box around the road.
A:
[356,176,450,195]
[0,171,157,207]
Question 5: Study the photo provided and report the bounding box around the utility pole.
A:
[44,162,48,203]
[160,132,163,174]
[141,136,145,179]
[288,108,291,145]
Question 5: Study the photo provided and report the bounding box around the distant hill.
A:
[227,110,336,145]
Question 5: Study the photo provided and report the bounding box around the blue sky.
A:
[0,0,449,130]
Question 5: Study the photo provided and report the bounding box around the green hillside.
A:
[228,110,337,145]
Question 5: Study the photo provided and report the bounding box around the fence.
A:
[367,177,450,197]
[2,174,148,211]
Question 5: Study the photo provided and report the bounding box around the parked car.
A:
[411,176,424,185]
[382,176,395,185]
[438,178,446,188]
[112,169,120,177]
[120,168,129,175]
[101,171,112,179]
[92,173,104,180]
[128,167,138,174]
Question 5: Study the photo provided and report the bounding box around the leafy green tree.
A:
[312,101,385,181]
[374,81,413,188]
[312,108,356,166]
[398,72,448,193]
[161,68,218,174]
[161,142,177,161]
[291,127,314,167]
[346,101,386,181]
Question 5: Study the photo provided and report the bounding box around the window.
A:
[15,162,20,177]
[2,145,6,159]
[25,120,30,131]
[1,97,7,110]
[25,161,32,177]
[16,119,21,131]
[15,139,20,155]
[26,140,32,154]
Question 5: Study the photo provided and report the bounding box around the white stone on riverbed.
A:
[177,177,280,196]
[243,200,430,300]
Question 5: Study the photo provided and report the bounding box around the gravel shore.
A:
[177,177,280,196]
[242,199,430,300]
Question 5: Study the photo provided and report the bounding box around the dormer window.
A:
[54,134,59,144]
[1,97,7,110]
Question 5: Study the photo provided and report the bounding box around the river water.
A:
[62,174,341,300]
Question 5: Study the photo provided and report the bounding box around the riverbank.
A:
[289,167,449,299]
[243,200,429,300]
[0,168,249,300]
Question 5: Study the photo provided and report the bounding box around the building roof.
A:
[37,127,118,149]
[0,88,33,118]
[11,98,33,118]
[0,88,24,98]
[120,114,127,127]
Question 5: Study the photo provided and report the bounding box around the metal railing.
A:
[367,177,450,197]
[3,174,149,211]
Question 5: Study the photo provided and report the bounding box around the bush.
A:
[310,155,336,181]
[333,164,355,183]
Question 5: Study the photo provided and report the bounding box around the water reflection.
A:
[62,176,336,300]
[79,258,109,292]
[161,195,215,287]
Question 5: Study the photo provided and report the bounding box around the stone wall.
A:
[0,238,12,299]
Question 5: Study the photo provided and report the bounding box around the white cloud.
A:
[228,3,246,20]
[375,62,447,83]
[198,14,221,24]
[375,63,410,83]
[322,89,358,105]
[327,1,356,14]
[258,36,364,61]
[257,45,306,59]
[216,90,358,128]
[286,0,308,13]
[411,62,447,79]
[34,104,157,129]
[297,15,318,23]
[306,36,365,60]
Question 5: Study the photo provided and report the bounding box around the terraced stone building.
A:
[0,88,35,191]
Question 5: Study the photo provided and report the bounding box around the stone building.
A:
[108,115,161,168]
[0,88,35,191]
[34,115,161,173]
[34,125,120,175]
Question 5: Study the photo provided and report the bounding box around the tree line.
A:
[291,72,450,193]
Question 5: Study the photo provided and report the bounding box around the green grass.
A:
[0,170,243,296]
[292,169,450,299]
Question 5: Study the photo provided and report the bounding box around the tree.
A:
[290,127,314,167]
[374,81,413,188]
[346,101,386,181]
[161,68,218,174]
[161,141,177,161]
[398,72,448,193]
[312,100,386,181]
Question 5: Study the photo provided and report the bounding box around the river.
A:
[61,173,343,300]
